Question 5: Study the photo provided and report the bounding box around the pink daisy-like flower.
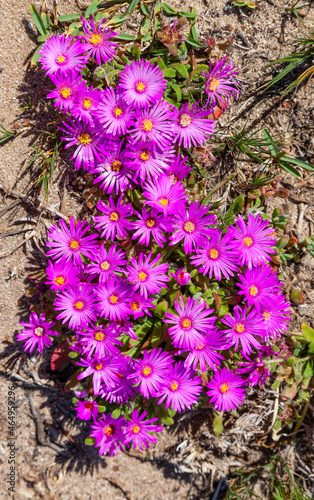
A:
[95,278,132,321]
[129,348,173,399]
[47,70,82,113]
[143,174,188,217]
[230,213,276,269]
[45,259,79,292]
[46,218,98,266]
[17,312,58,354]
[171,101,215,149]
[59,117,104,170]
[190,229,239,281]
[76,323,123,358]
[85,243,127,283]
[124,410,163,451]
[207,367,246,412]
[38,34,87,75]
[94,195,133,241]
[131,208,173,247]
[54,284,97,330]
[112,319,138,341]
[126,252,170,298]
[77,355,124,395]
[80,16,118,65]
[184,330,226,372]
[203,56,241,108]
[261,295,291,340]
[129,293,155,319]
[119,60,167,109]
[95,86,135,136]
[90,413,125,456]
[164,297,217,349]
[101,362,138,404]
[237,355,271,387]
[170,267,190,286]
[237,266,284,310]
[75,400,99,421]
[221,305,265,355]
[72,84,101,123]
[170,201,217,254]
[129,99,174,148]
[163,155,191,182]
[125,142,175,182]
[157,361,202,412]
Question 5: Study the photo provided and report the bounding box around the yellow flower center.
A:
[101,261,110,270]
[55,276,65,286]
[94,331,105,341]
[70,239,80,250]
[209,248,219,259]
[235,323,245,333]
[179,113,192,128]
[146,218,155,228]
[219,383,229,394]
[109,294,119,304]
[249,285,258,297]
[34,327,44,337]
[95,363,103,371]
[84,402,93,410]
[132,425,140,434]
[209,78,219,91]
[170,381,179,392]
[142,119,153,132]
[158,197,169,207]
[135,81,146,93]
[56,53,66,64]
[83,98,92,109]
[140,150,150,161]
[263,312,271,321]
[184,221,195,233]
[60,87,71,99]
[142,366,152,376]
[89,33,101,46]
[110,211,119,221]
[111,160,122,171]
[104,425,114,436]
[113,106,124,118]
[242,236,253,247]
[138,271,147,282]
[130,301,140,312]
[74,301,84,310]
[78,133,91,145]
[182,318,191,329]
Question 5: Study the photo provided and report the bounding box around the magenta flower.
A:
[230,213,276,269]
[80,16,118,65]
[125,142,175,182]
[76,323,123,358]
[157,361,202,412]
[75,400,99,421]
[203,56,241,108]
[17,312,58,354]
[45,259,79,292]
[261,295,291,340]
[170,267,190,286]
[131,208,173,247]
[90,413,125,456]
[237,355,271,387]
[126,252,170,298]
[143,174,188,216]
[207,367,246,412]
[54,284,97,330]
[124,410,163,451]
[164,297,217,349]
[171,102,215,149]
[46,218,98,265]
[38,34,87,75]
[190,229,239,281]
[129,99,174,148]
[71,84,101,123]
[101,362,138,404]
[85,243,127,283]
[170,201,217,254]
[95,278,132,321]
[237,266,284,310]
[59,117,104,170]
[184,331,226,372]
[221,306,265,355]
[77,355,123,395]
[92,142,135,195]
[94,195,133,241]
[163,155,192,182]
[119,60,167,109]
[47,70,82,112]
[129,293,155,319]
[96,86,135,136]
[112,319,138,341]
[128,348,173,399]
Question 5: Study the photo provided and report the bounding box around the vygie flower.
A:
[94,195,133,241]
[157,361,202,412]
[47,70,82,112]
[190,229,239,281]
[164,297,216,349]
[207,367,246,412]
[101,362,138,404]
[129,99,174,148]
[80,16,118,65]
[125,142,175,182]
[237,355,271,387]
[261,295,291,340]
[39,34,87,75]
[170,267,190,286]
[171,102,215,149]
[184,330,226,372]
[76,323,123,358]
[143,174,188,216]
[95,278,132,321]
[77,355,123,395]
[85,243,127,283]
[46,259,79,291]
[46,218,98,266]
[230,213,276,269]
[129,348,173,399]
[71,85,101,123]
[163,155,191,182]
[119,60,167,109]
[90,413,125,456]
[17,312,58,354]
[124,410,163,451]
[237,266,284,310]
[170,201,217,254]
[54,284,97,330]
[75,400,99,421]
[96,86,135,136]
[126,252,170,298]
[129,293,155,319]
[131,208,173,247]
[203,56,241,108]
[221,306,265,355]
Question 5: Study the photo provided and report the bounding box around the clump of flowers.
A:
[17,9,292,457]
